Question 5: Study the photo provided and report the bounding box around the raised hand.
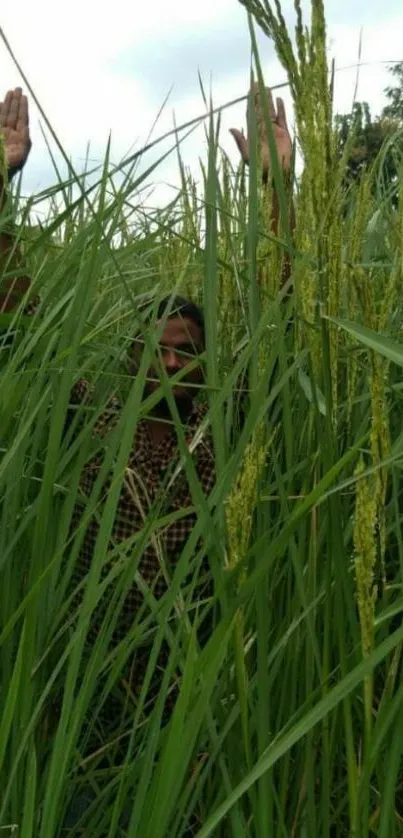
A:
[230,82,292,179]
[0,87,31,176]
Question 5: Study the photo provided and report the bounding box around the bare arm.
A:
[0,175,33,312]
[230,82,294,286]
[0,87,34,313]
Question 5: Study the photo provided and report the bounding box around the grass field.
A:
[1,1,403,835]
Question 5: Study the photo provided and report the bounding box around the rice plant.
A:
[1,1,403,836]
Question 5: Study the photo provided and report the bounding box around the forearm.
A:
[266,177,295,288]
[0,175,32,312]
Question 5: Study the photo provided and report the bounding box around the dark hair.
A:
[154,295,205,346]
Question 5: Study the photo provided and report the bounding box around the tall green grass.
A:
[2,1,403,835]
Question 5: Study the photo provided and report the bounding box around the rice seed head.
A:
[353,457,377,658]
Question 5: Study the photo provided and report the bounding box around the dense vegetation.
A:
[2,1,403,835]
[335,61,403,189]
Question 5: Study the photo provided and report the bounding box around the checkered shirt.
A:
[68,379,215,697]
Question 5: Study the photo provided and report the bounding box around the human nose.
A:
[162,348,182,370]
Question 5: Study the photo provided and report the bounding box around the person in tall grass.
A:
[0,85,292,710]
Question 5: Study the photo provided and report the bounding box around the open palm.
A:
[0,87,31,174]
[230,82,292,179]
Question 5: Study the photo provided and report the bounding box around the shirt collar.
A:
[135,399,209,463]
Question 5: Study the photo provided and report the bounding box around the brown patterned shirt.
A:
[68,379,215,695]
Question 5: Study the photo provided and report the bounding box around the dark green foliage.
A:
[335,63,403,193]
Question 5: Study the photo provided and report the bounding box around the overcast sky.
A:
[0,0,401,211]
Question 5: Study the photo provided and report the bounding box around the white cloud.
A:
[330,20,403,115]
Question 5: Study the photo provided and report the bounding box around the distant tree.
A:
[383,61,403,122]
[335,62,403,190]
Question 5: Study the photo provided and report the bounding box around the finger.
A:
[266,87,276,120]
[7,88,22,129]
[16,94,29,131]
[249,82,276,120]
[276,97,288,131]
[1,90,13,128]
[229,128,249,163]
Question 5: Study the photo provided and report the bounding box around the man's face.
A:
[132,315,204,414]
